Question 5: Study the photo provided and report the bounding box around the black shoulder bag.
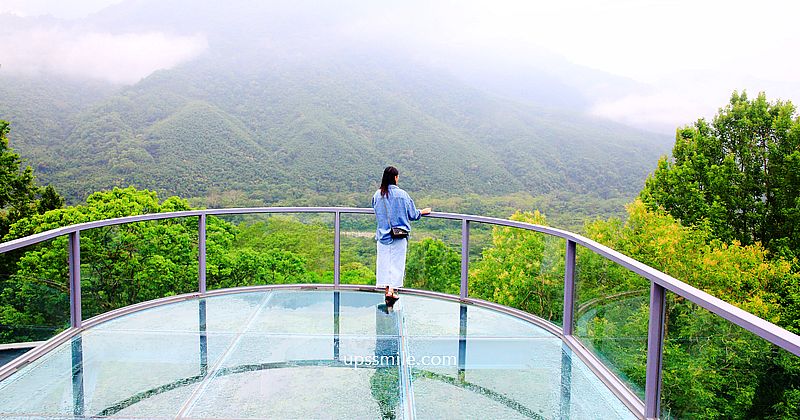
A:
[382,195,409,239]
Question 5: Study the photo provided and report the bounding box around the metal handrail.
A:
[1,206,798,419]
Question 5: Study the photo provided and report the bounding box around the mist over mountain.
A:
[0,0,671,205]
[78,0,647,110]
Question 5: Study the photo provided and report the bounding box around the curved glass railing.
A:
[0,207,798,419]
[0,289,637,418]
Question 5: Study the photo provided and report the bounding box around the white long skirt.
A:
[376,238,407,288]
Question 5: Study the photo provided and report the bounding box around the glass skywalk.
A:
[0,290,635,419]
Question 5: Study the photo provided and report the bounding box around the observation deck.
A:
[0,288,634,418]
[0,207,798,419]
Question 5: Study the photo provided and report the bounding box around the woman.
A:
[372,166,431,306]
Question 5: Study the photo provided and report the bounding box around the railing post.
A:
[334,211,340,288]
[198,214,207,294]
[559,342,573,419]
[71,334,84,416]
[458,304,468,381]
[562,240,576,335]
[460,219,470,299]
[68,231,81,328]
[645,282,666,419]
[333,291,340,360]
[199,299,207,376]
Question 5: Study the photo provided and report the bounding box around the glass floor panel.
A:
[0,290,636,419]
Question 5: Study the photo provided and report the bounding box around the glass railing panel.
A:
[468,222,565,326]
[79,218,199,319]
[0,236,69,344]
[338,212,377,285]
[92,291,268,334]
[183,289,405,419]
[402,294,636,418]
[340,213,463,294]
[0,286,649,418]
[206,213,334,289]
[0,328,237,417]
[401,294,553,338]
[404,216,463,295]
[660,294,800,419]
[465,221,494,262]
[574,245,649,399]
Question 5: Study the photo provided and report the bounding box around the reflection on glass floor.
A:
[0,290,636,419]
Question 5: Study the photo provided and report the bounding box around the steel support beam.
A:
[68,231,81,328]
[562,240,576,335]
[198,214,207,294]
[334,211,341,288]
[460,219,470,299]
[645,283,667,419]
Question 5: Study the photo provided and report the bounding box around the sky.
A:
[352,0,800,131]
[1,0,798,133]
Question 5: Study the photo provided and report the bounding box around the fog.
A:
[0,27,206,84]
[1,0,798,133]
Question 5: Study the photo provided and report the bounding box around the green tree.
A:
[1,188,211,341]
[641,91,800,261]
[233,216,333,273]
[0,120,63,238]
[582,201,799,418]
[0,121,66,341]
[469,211,565,323]
[212,248,307,288]
[0,187,320,343]
[405,238,460,294]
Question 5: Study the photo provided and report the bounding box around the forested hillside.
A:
[0,0,671,209]
[0,75,115,175]
[0,54,670,206]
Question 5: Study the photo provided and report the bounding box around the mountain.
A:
[0,75,115,171]
[0,0,672,204]
[81,0,645,112]
[0,53,670,203]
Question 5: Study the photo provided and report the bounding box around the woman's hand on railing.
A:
[421,208,432,215]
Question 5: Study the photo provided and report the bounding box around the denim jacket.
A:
[372,185,422,244]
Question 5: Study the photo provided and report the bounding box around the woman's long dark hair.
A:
[380,166,399,197]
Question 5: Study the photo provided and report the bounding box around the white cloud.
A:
[0,0,123,19]
[341,0,800,132]
[0,27,207,84]
[366,0,800,85]
[1,0,798,132]
[590,71,800,133]
[590,90,724,134]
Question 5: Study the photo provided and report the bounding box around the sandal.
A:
[385,294,399,306]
